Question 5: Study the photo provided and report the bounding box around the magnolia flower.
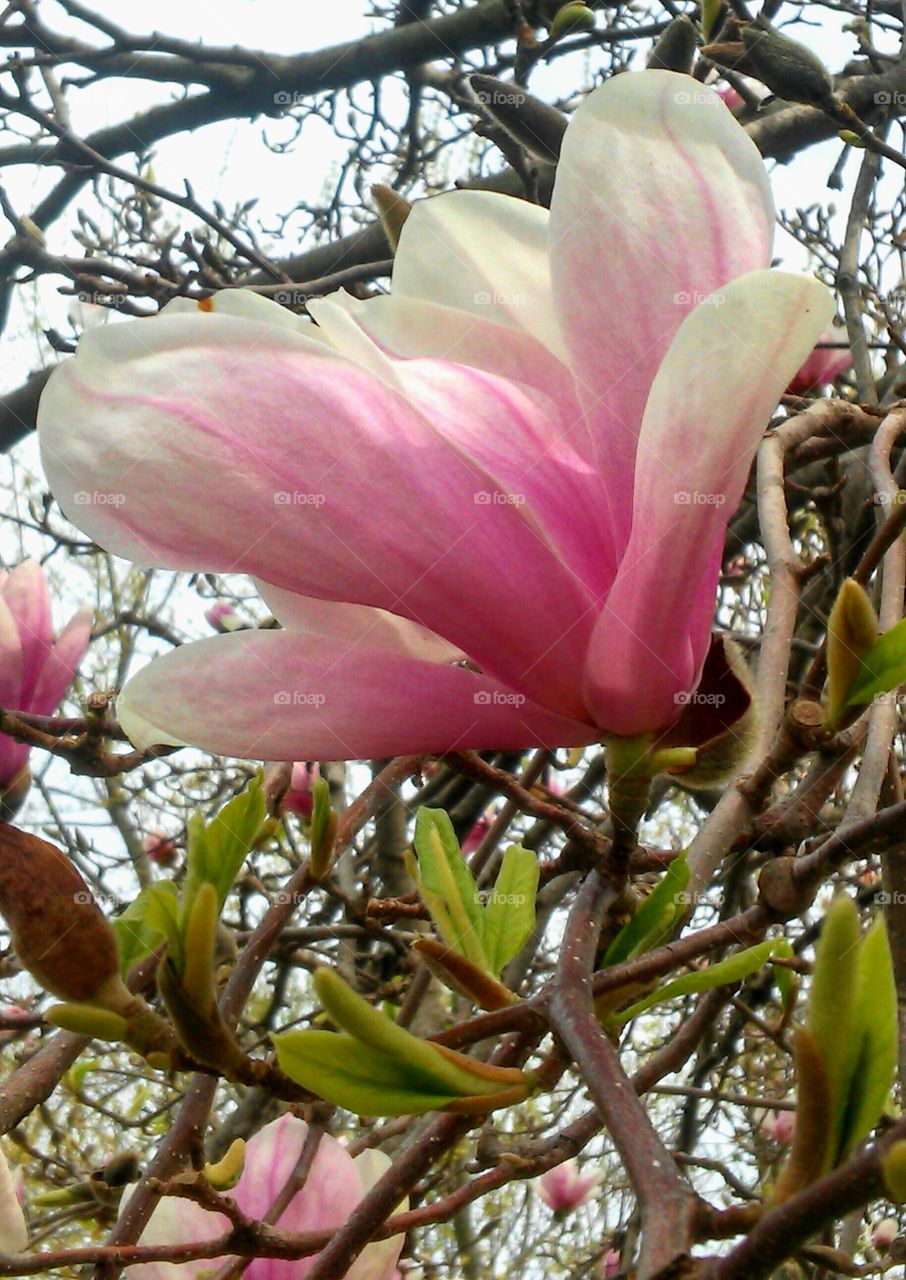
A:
[0,561,91,814]
[761,1109,796,1145]
[123,1115,405,1278]
[38,71,832,760]
[282,761,319,818]
[536,1159,600,1214]
[0,1143,27,1254]
[787,327,852,394]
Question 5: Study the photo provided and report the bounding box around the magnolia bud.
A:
[873,1217,899,1251]
[739,23,835,107]
[204,602,244,633]
[469,75,567,162]
[647,16,697,72]
[0,824,126,1007]
[141,830,178,868]
[761,1109,796,1145]
[372,185,413,252]
[548,2,595,41]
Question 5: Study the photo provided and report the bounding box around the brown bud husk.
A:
[0,823,124,1004]
[469,74,567,162]
[372,185,413,252]
[739,23,835,107]
[0,766,30,822]
[413,937,515,1012]
[647,15,697,73]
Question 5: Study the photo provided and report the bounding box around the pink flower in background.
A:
[601,1249,621,1277]
[282,761,320,818]
[123,1114,405,1278]
[141,830,178,868]
[0,1143,27,1254]
[536,1159,600,1214]
[462,813,493,857]
[204,600,244,632]
[0,561,91,815]
[787,328,852,394]
[872,1217,899,1251]
[715,83,745,111]
[761,1110,796,1145]
[38,72,832,760]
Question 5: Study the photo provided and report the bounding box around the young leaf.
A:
[412,808,488,970]
[603,856,690,967]
[481,844,539,975]
[615,938,779,1023]
[770,1025,832,1203]
[770,937,796,1013]
[807,895,861,1166]
[846,615,906,707]
[112,882,178,977]
[837,916,897,1158]
[133,882,183,970]
[183,775,266,917]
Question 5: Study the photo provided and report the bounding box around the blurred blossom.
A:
[282,761,320,818]
[204,601,244,632]
[462,813,492,857]
[122,1114,405,1278]
[601,1249,621,1277]
[536,1159,600,1213]
[0,561,91,817]
[0,1144,27,1253]
[872,1217,899,1251]
[762,1110,796,1145]
[141,830,178,868]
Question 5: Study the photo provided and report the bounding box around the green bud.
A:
[647,16,697,72]
[45,1004,129,1041]
[469,74,567,162]
[309,777,337,881]
[204,1139,246,1189]
[180,881,219,1011]
[548,2,595,41]
[825,579,879,729]
[740,23,835,108]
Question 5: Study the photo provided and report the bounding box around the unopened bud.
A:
[739,23,835,108]
[469,75,567,162]
[873,1217,899,1251]
[0,824,125,1006]
[548,2,595,41]
[204,601,244,632]
[647,16,697,72]
[204,1139,246,1190]
[413,937,515,1012]
[45,1004,129,1041]
[372,185,413,252]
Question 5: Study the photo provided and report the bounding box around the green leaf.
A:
[183,776,266,917]
[274,1030,463,1116]
[615,939,780,1023]
[838,917,897,1157]
[603,856,690,967]
[807,895,861,1166]
[847,615,906,706]
[770,937,796,1012]
[413,808,488,970]
[112,883,178,977]
[481,845,539,975]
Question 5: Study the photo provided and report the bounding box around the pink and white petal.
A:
[38,313,595,717]
[324,291,580,416]
[0,561,52,707]
[392,191,568,361]
[235,1116,362,1280]
[583,269,834,736]
[161,289,311,333]
[346,1150,407,1280]
[115,630,597,759]
[121,1185,231,1278]
[29,608,92,717]
[0,595,24,710]
[254,583,467,664]
[550,69,774,548]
